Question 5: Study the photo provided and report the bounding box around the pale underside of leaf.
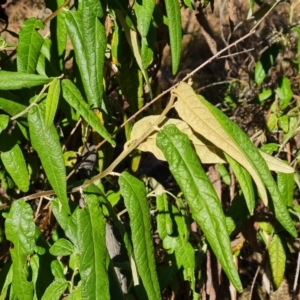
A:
[129,115,225,164]
[173,82,268,205]
[259,151,294,174]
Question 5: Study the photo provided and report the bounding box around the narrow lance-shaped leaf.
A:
[200,97,297,237]
[49,0,68,72]
[0,71,51,90]
[28,103,70,212]
[174,82,268,205]
[0,132,29,192]
[268,234,286,289]
[62,79,115,146]
[156,124,242,292]
[0,91,26,116]
[76,185,110,300]
[278,172,294,207]
[65,10,105,108]
[119,172,162,300]
[156,193,173,239]
[114,10,152,97]
[165,0,182,74]
[17,18,45,74]
[134,0,155,38]
[45,78,61,127]
[5,201,36,300]
[225,154,255,214]
[174,82,297,237]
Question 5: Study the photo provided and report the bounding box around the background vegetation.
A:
[0,0,299,299]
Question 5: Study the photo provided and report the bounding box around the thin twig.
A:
[10,82,51,120]
[62,118,82,152]
[249,230,274,300]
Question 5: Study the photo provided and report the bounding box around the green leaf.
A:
[141,23,156,69]
[255,44,279,86]
[174,83,268,206]
[28,104,69,212]
[45,78,61,127]
[135,0,155,38]
[276,77,293,110]
[260,143,279,155]
[0,132,30,192]
[258,88,272,102]
[81,0,104,18]
[65,286,81,300]
[0,91,26,116]
[30,254,39,300]
[115,9,152,96]
[17,18,45,74]
[77,185,110,300]
[41,279,68,300]
[225,154,255,214]
[217,164,231,185]
[165,0,182,74]
[278,172,294,207]
[0,71,51,90]
[156,193,173,239]
[254,60,266,85]
[50,261,65,279]
[0,263,13,300]
[48,0,68,72]
[50,238,74,256]
[51,199,77,247]
[62,79,115,146]
[174,82,296,237]
[156,124,242,292]
[5,201,36,300]
[65,10,106,108]
[88,184,134,257]
[268,234,286,290]
[0,115,9,132]
[267,113,277,131]
[278,115,289,133]
[166,205,195,290]
[119,172,161,299]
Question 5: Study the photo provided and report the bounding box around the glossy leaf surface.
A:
[119,172,161,299]
[17,18,45,74]
[28,103,69,211]
[174,82,296,237]
[165,0,182,74]
[45,78,61,128]
[0,132,29,192]
[0,71,51,90]
[156,124,242,292]
[62,79,115,146]
[41,279,68,300]
[65,10,105,108]
[77,185,109,300]
[6,201,36,300]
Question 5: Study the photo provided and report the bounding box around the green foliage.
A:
[0,0,298,298]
